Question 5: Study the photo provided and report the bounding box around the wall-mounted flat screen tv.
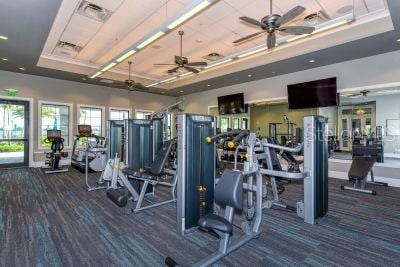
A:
[218,93,245,115]
[287,77,338,109]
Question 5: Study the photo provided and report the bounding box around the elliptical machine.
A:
[42,130,68,174]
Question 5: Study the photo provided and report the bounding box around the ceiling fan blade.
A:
[154,63,177,66]
[184,66,199,74]
[175,56,184,65]
[186,61,207,67]
[233,31,265,43]
[239,16,265,28]
[267,33,276,49]
[276,6,306,26]
[279,26,314,35]
[168,66,180,73]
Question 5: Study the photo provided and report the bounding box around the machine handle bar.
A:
[205,129,247,143]
[262,141,303,153]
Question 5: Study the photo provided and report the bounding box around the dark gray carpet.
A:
[0,167,399,266]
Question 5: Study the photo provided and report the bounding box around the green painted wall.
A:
[250,103,318,137]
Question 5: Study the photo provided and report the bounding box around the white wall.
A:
[0,70,175,163]
[181,50,400,114]
[180,50,400,183]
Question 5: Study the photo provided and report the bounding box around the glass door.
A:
[0,99,29,167]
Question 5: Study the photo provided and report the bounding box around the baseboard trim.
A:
[33,159,71,168]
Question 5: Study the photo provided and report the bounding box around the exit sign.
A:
[5,88,18,96]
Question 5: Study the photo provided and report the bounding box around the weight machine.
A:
[171,118,264,266]
[262,116,329,224]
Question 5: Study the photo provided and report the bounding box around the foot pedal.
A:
[198,227,220,239]
[165,257,178,267]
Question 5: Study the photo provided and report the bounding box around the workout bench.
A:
[341,156,388,195]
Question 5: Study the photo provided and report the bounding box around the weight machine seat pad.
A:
[198,214,233,234]
[123,139,176,180]
[215,169,243,210]
[149,139,175,175]
[348,156,377,181]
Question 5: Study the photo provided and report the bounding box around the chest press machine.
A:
[168,114,263,267]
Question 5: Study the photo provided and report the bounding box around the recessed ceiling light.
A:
[161,91,165,94]
[179,90,184,93]
[397,38,400,42]
[1,58,8,61]
[272,71,276,74]
[248,74,252,78]
[309,59,316,63]
[207,84,211,87]
[19,67,25,71]
[82,77,87,81]
[0,35,8,40]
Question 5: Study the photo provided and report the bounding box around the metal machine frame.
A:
[262,116,329,224]
[177,113,216,235]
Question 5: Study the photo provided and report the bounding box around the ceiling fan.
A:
[114,61,149,92]
[154,30,207,74]
[345,89,400,98]
[233,0,315,49]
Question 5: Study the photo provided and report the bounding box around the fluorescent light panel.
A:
[238,47,268,58]
[179,72,193,77]
[137,31,165,49]
[116,50,136,62]
[101,62,117,72]
[205,58,232,69]
[167,1,211,29]
[146,82,159,87]
[0,35,8,40]
[90,71,103,79]
[160,76,178,83]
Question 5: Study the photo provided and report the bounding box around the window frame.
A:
[109,107,132,120]
[220,117,230,132]
[231,117,240,130]
[38,100,73,150]
[135,109,154,120]
[77,104,106,136]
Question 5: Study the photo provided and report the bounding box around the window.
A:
[110,108,130,120]
[79,105,104,136]
[232,118,240,129]
[220,117,230,132]
[136,110,153,120]
[242,118,249,129]
[40,102,71,147]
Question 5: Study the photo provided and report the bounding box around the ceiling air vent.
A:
[302,11,329,26]
[76,1,112,22]
[53,41,82,58]
[57,41,82,52]
[202,52,224,61]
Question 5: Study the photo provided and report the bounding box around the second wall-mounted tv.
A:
[287,77,338,109]
[218,93,245,115]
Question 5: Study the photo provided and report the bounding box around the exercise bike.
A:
[42,130,68,174]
